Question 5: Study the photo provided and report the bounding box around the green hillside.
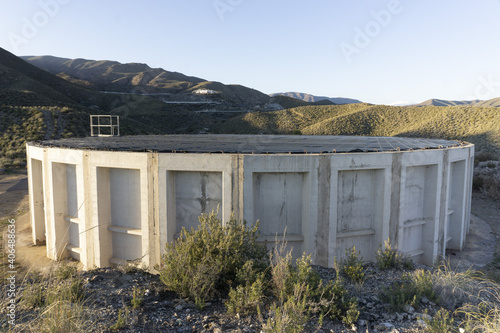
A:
[0,48,217,169]
[215,104,500,153]
[416,98,500,107]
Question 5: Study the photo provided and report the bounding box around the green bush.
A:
[159,212,268,308]
[337,247,365,283]
[380,270,436,313]
[22,282,45,308]
[226,277,265,314]
[425,308,457,333]
[226,260,266,314]
[380,274,419,312]
[55,263,77,280]
[131,286,144,309]
[267,241,359,330]
[375,239,414,270]
[264,284,310,333]
[110,308,128,331]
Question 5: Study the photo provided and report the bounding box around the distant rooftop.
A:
[33,135,466,154]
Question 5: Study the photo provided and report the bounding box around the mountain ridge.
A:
[269,92,363,105]
[21,55,270,106]
[415,98,500,107]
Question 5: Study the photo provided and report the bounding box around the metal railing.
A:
[90,115,120,137]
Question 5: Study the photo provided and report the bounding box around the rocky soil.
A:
[20,263,438,333]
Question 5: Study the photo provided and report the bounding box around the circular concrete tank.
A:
[26,135,474,269]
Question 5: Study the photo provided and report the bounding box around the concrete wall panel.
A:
[174,171,222,235]
[253,172,304,236]
[335,169,385,262]
[400,165,438,264]
[109,168,141,229]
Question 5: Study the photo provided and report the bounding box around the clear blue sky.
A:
[1,0,500,104]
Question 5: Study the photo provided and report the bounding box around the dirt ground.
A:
[0,173,29,222]
[0,172,56,275]
[2,172,500,275]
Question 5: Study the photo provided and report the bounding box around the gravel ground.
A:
[5,264,444,333]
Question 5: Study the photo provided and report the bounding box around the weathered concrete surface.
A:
[26,135,475,270]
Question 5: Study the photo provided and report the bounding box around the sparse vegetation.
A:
[337,246,365,283]
[110,308,128,331]
[264,239,359,331]
[380,269,436,313]
[375,239,414,270]
[131,286,144,309]
[4,268,94,333]
[55,261,77,280]
[425,308,457,333]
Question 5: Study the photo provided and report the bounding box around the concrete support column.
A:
[438,151,449,257]
[231,155,245,223]
[389,153,402,245]
[315,156,331,267]
[148,152,160,270]
[82,152,93,269]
